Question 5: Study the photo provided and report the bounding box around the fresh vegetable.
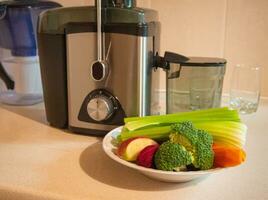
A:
[194,130,214,170]
[194,121,247,148]
[169,122,199,151]
[154,141,192,171]
[119,108,247,149]
[117,137,158,161]
[117,137,137,157]
[213,143,246,167]
[169,122,214,170]
[116,107,248,172]
[119,126,171,142]
[124,107,240,131]
[137,144,159,168]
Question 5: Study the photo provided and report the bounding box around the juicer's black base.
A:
[69,126,110,137]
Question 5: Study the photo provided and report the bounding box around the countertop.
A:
[0,101,267,200]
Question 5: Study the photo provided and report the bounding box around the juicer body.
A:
[66,29,155,134]
[38,6,160,135]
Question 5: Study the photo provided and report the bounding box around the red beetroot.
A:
[137,144,159,168]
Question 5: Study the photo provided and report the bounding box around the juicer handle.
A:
[0,62,15,90]
[96,0,103,61]
[91,0,109,82]
[154,51,189,70]
[164,52,189,64]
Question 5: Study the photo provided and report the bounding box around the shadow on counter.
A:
[79,141,208,191]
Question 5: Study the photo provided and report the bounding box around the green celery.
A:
[120,121,247,148]
[125,108,240,131]
[124,107,232,123]
[120,126,171,141]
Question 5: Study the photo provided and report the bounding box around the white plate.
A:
[102,126,223,183]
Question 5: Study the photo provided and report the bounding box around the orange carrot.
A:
[213,143,246,168]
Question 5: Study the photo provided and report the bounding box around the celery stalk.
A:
[120,121,247,148]
[124,107,232,123]
[120,126,171,141]
[125,108,240,131]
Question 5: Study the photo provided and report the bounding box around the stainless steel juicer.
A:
[37,0,227,136]
[38,0,163,135]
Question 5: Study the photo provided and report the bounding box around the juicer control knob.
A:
[87,96,114,122]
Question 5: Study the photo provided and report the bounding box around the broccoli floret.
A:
[194,130,214,170]
[154,141,192,171]
[170,122,199,152]
[170,122,214,170]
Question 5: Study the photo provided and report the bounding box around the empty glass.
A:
[230,64,261,114]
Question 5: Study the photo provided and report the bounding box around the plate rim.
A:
[102,126,223,176]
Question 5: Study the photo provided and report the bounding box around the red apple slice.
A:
[117,137,137,157]
[117,137,158,162]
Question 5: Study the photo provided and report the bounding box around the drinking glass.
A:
[229,64,261,114]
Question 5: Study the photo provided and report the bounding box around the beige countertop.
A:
[0,101,268,200]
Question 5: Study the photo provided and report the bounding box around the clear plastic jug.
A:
[167,57,226,113]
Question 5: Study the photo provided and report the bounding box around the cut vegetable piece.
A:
[195,121,247,148]
[213,143,246,167]
[120,126,171,142]
[120,121,247,148]
[137,144,159,168]
[117,137,158,162]
[125,107,240,131]
[124,107,233,123]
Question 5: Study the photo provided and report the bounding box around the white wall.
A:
[150,0,268,96]
[54,0,268,96]
[223,0,268,96]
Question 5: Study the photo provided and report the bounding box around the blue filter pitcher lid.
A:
[0,0,61,57]
[0,0,60,8]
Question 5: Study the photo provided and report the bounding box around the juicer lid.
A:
[38,6,159,34]
[0,0,60,8]
[181,57,227,67]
